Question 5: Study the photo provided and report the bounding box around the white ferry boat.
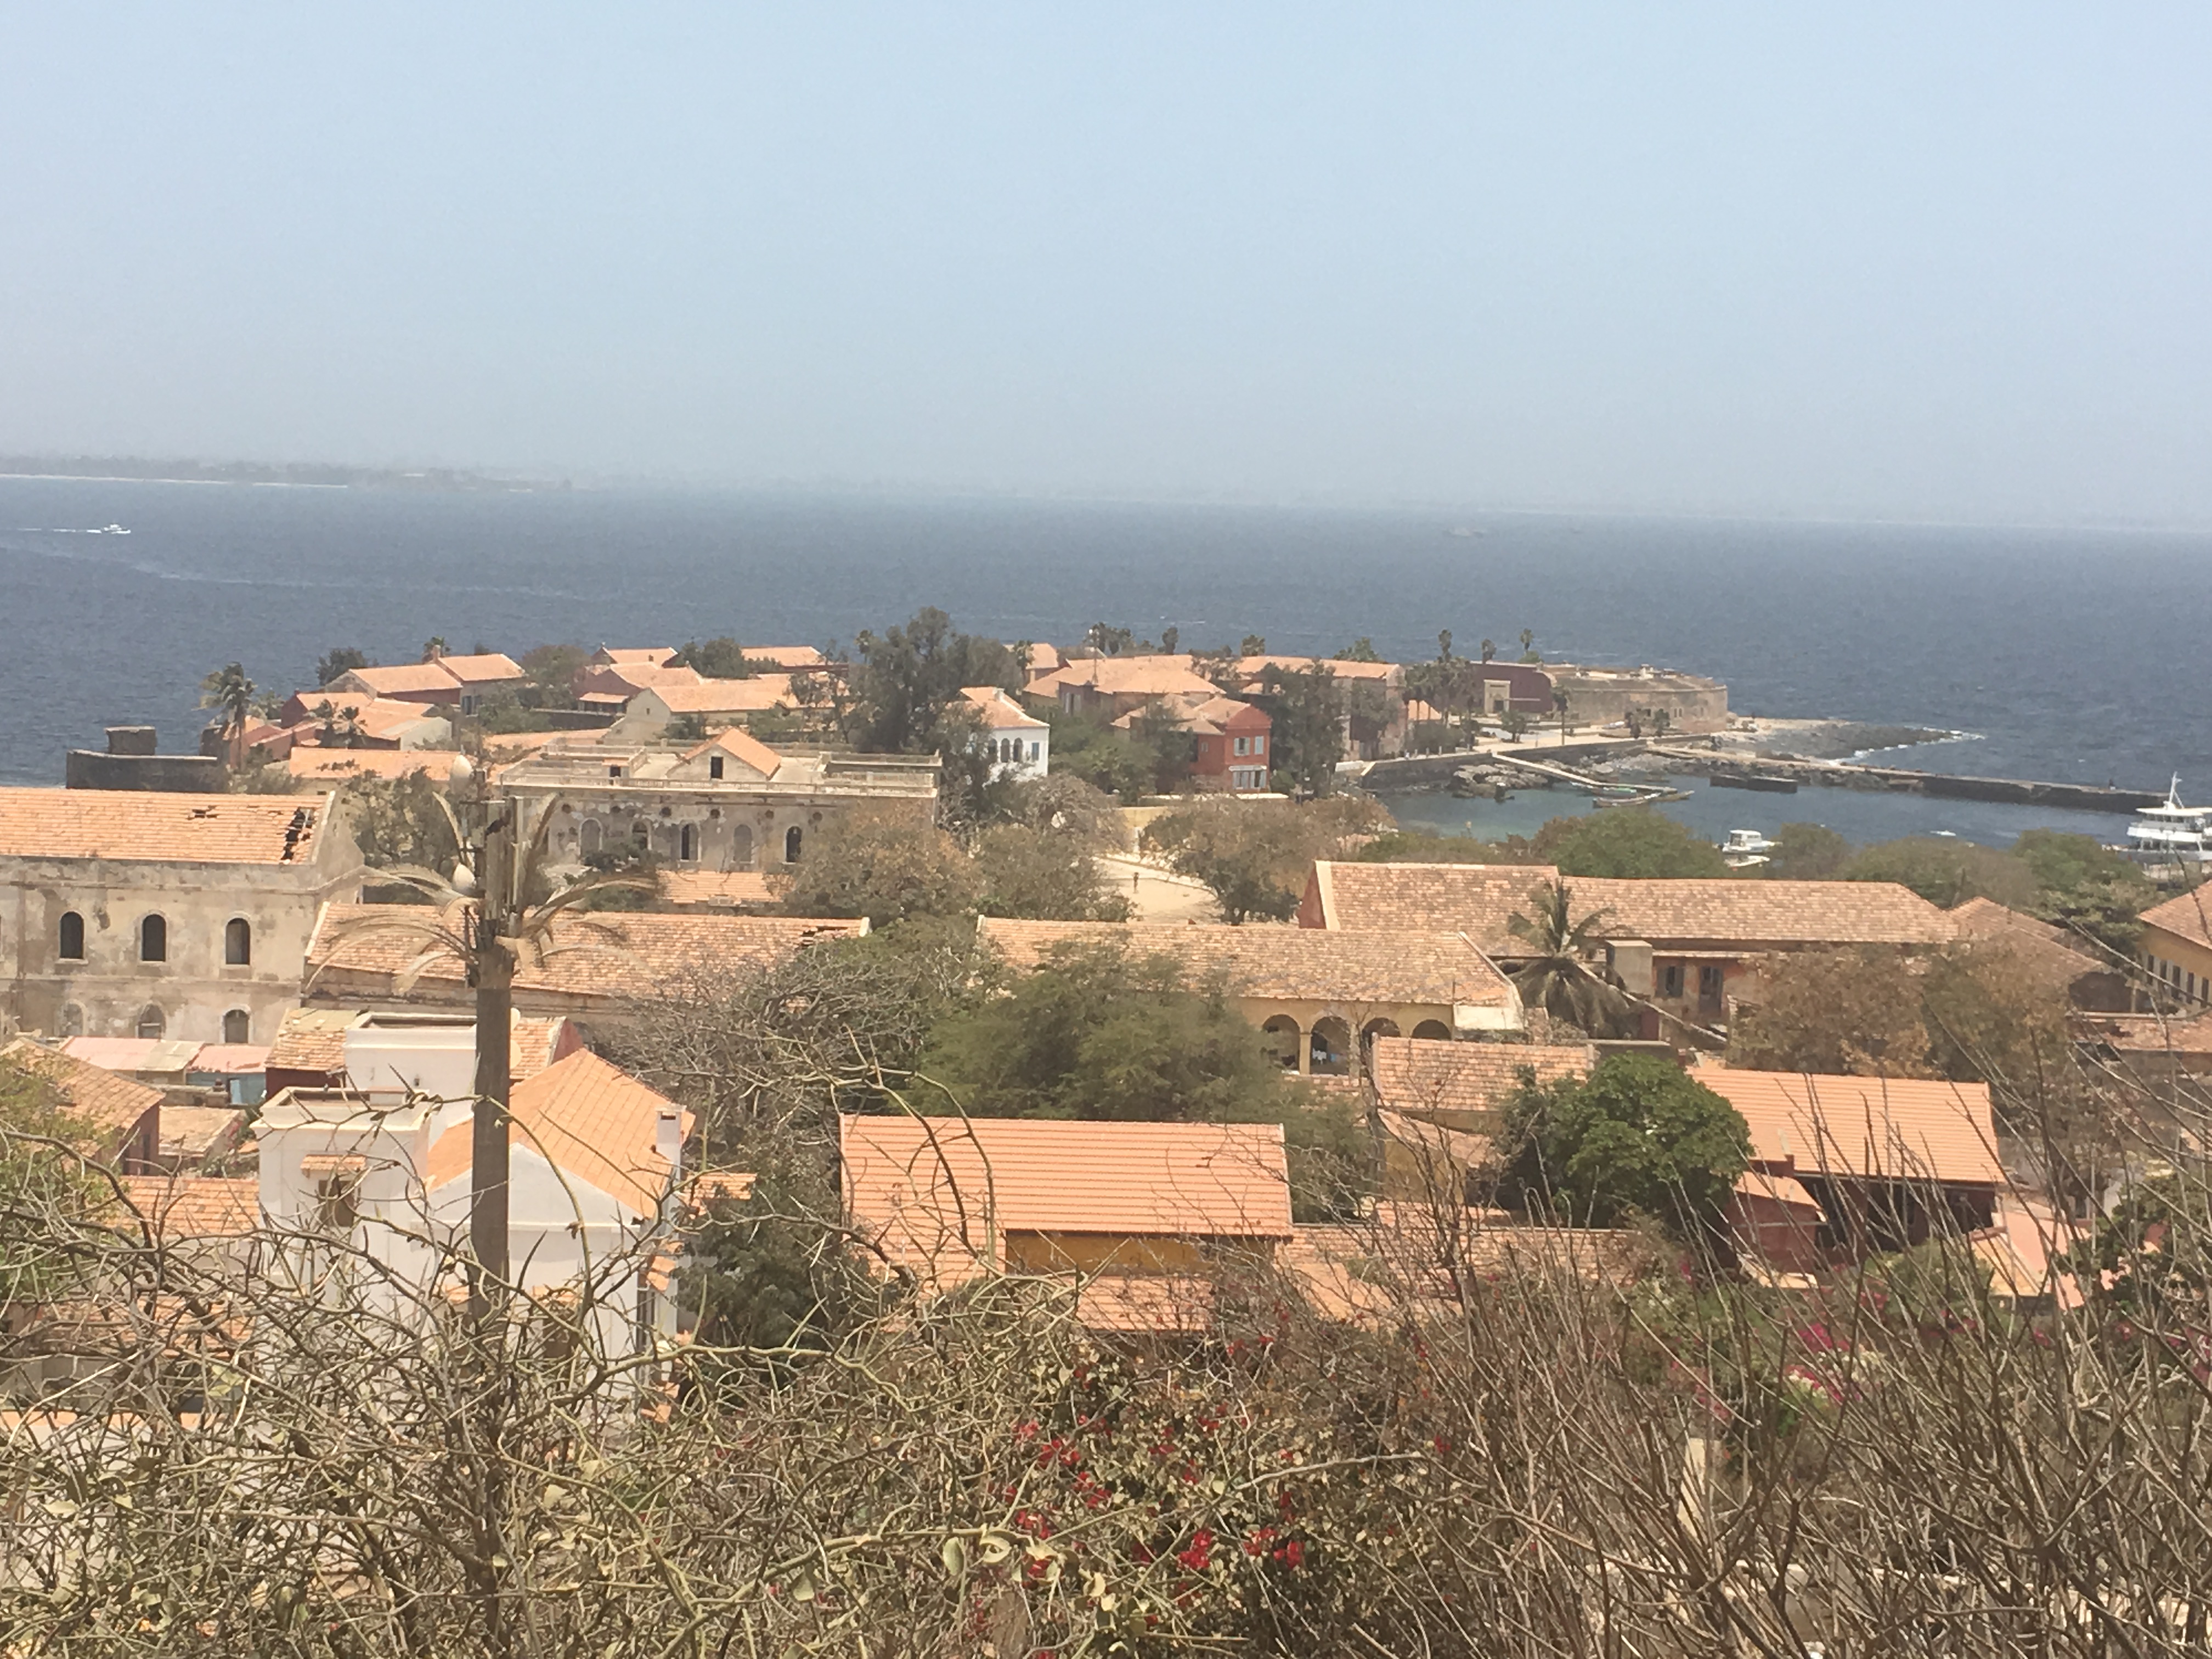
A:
[1719,828,1775,869]
[2122,777,2212,874]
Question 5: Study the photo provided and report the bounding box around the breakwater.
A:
[1647,747,2162,814]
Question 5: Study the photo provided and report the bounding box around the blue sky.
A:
[5,5,2210,521]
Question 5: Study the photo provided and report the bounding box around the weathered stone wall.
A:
[65,749,227,792]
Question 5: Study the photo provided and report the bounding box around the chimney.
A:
[655,1110,682,1187]
[106,726,158,757]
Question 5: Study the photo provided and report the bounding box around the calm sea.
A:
[4,476,2207,848]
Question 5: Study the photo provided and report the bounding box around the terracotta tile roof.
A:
[1696,1066,2003,1186]
[60,1037,197,1076]
[1111,693,1267,737]
[0,788,330,864]
[423,1049,690,1214]
[640,675,796,714]
[659,870,775,908]
[2140,888,2212,953]
[306,904,865,1007]
[284,695,453,742]
[2,1037,164,1136]
[842,1115,1294,1285]
[1022,642,1065,677]
[1036,656,1221,700]
[1306,861,1955,953]
[595,647,680,667]
[288,748,462,781]
[265,1006,578,1081]
[114,1176,260,1239]
[681,726,786,777]
[743,645,828,669]
[1948,896,2114,989]
[337,662,468,697]
[429,652,526,685]
[961,686,1047,729]
[978,918,1517,1007]
[578,663,705,697]
[1368,1037,1595,1127]
[1235,654,1401,682]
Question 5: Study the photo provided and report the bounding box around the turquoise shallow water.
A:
[3,476,2206,849]
[1376,775,2129,854]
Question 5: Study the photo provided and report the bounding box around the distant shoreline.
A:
[0,458,560,493]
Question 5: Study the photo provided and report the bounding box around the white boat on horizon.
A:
[2121,776,2211,875]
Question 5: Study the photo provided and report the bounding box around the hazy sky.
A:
[7,6,2211,522]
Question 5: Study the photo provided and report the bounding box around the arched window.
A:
[1410,1019,1453,1041]
[57,911,84,962]
[136,1004,166,1040]
[1309,1017,1352,1077]
[1260,1014,1302,1070]
[732,825,754,868]
[222,1008,250,1043]
[139,914,167,963]
[708,754,725,780]
[784,826,803,864]
[579,819,603,855]
[632,819,651,849]
[59,1005,83,1037]
[679,823,697,861]
[224,917,252,966]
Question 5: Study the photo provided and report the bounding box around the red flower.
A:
[1175,1529,1215,1572]
[1272,1539,1306,1570]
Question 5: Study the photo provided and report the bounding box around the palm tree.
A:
[1506,879,1634,1037]
[199,663,256,768]
[1553,688,1571,745]
[1480,638,1496,663]
[317,778,650,1309]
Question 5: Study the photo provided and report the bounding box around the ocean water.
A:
[3,476,2207,848]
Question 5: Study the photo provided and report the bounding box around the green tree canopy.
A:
[1842,837,2036,910]
[975,823,1130,921]
[1497,1054,1750,1236]
[1532,809,1730,879]
[672,637,754,679]
[2011,828,2155,955]
[921,940,1367,1217]
[1143,795,1387,923]
[1250,665,1345,795]
[1767,822,1849,880]
[849,608,1018,755]
[315,646,369,687]
[777,804,981,924]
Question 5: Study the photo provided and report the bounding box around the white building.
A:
[960,686,1049,782]
[255,1016,708,1354]
[0,789,362,1046]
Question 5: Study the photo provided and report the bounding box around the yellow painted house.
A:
[2138,889,2212,1011]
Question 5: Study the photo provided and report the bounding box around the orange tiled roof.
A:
[423,1049,690,1214]
[0,788,329,864]
[263,1006,577,1081]
[1306,861,1955,953]
[115,1175,260,1239]
[288,748,462,782]
[334,663,464,697]
[1948,896,2115,992]
[2,1037,165,1135]
[961,686,1048,730]
[1036,656,1221,700]
[743,645,828,669]
[594,647,680,667]
[2092,1009,2212,1056]
[2140,888,2212,953]
[682,726,786,778]
[640,676,795,714]
[155,1104,246,1161]
[306,904,865,1006]
[842,1115,1294,1284]
[1696,1067,2003,1186]
[1235,654,1401,682]
[430,652,526,685]
[978,918,1517,1007]
[578,663,706,697]
[1368,1037,1595,1126]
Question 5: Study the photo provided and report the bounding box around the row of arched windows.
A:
[54,911,251,966]
[574,820,802,866]
[58,1003,251,1042]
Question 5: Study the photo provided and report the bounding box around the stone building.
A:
[0,789,362,1046]
[495,730,939,875]
[1542,664,1731,732]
